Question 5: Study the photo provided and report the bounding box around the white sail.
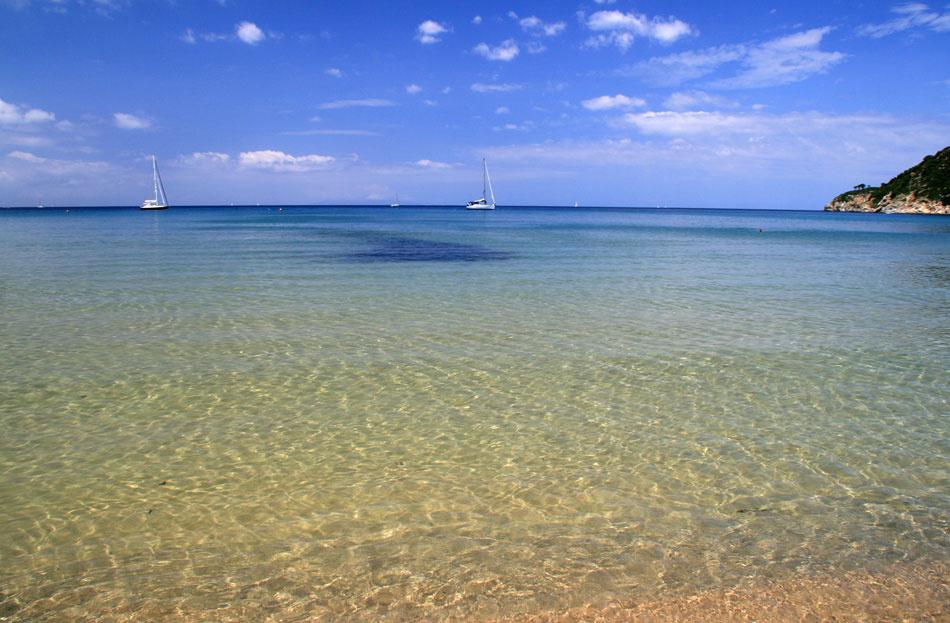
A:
[141,155,169,210]
[465,159,495,210]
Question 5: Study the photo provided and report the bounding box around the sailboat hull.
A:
[465,204,494,210]
[140,205,169,210]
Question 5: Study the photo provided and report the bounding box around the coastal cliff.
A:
[824,146,950,214]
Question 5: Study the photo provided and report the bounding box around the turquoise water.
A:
[1,206,948,621]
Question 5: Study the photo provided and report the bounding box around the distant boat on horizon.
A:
[465,159,495,210]
[141,155,169,210]
[391,194,400,207]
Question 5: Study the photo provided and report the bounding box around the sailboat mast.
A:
[152,156,160,203]
[482,158,487,200]
[485,160,495,206]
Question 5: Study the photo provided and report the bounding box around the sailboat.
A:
[390,194,400,207]
[465,158,495,210]
[141,155,169,210]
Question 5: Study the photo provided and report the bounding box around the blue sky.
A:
[1,0,948,209]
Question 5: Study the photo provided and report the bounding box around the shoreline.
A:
[4,558,948,622]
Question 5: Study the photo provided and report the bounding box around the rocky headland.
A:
[824,146,950,214]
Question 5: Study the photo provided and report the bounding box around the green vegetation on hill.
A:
[832,145,950,208]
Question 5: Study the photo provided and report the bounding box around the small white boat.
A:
[390,194,400,207]
[466,158,495,210]
[141,155,169,210]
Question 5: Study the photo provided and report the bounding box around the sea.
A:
[1,206,948,622]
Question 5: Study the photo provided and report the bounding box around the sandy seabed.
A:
[3,560,947,623]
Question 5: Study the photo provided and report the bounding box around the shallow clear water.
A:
[1,206,948,621]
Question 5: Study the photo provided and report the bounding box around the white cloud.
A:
[180,28,196,44]
[581,94,647,111]
[473,39,519,61]
[472,15,482,25]
[710,27,845,89]
[518,16,566,36]
[585,10,694,50]
[664,90,738,110]
[235,21,265,45]
[181,152,231,165]
[239,150,334,171]
[22,109,55,123]
[325,67,343,78]
[416,20,449,44]
[622,110,766,136]
[113,112,150,130]
[858,3,950,37]
[471,82,524,93]
[406,84,422,94]
[0,98,55,125]
[414,159,452,168]
[317,99,396,109]
[496,106,510,114]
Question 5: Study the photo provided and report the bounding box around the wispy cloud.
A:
[471,82,524,93]
[709,27,845,89]
[8,150,46,162]
[512,13,567,36]
[239,150,334,171]
[416,20,449,44]
[664,90,738,110]
[525,41,546,54]
[487,111,950,199]
[581,94,647,110]
[235,21,265,45]
[2,0,124,14]
[406,84,422,94]
[1,152,112,196]
[584,10,694,50]
[629,28,844,89]
[493,122,532,131]
[627,45,745,86]
[325,67,343,78]
[474,39,519,61]
[113,112,150,130]
[283,129,380,136]
[857,3,950,37]
[317,99,396,109]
